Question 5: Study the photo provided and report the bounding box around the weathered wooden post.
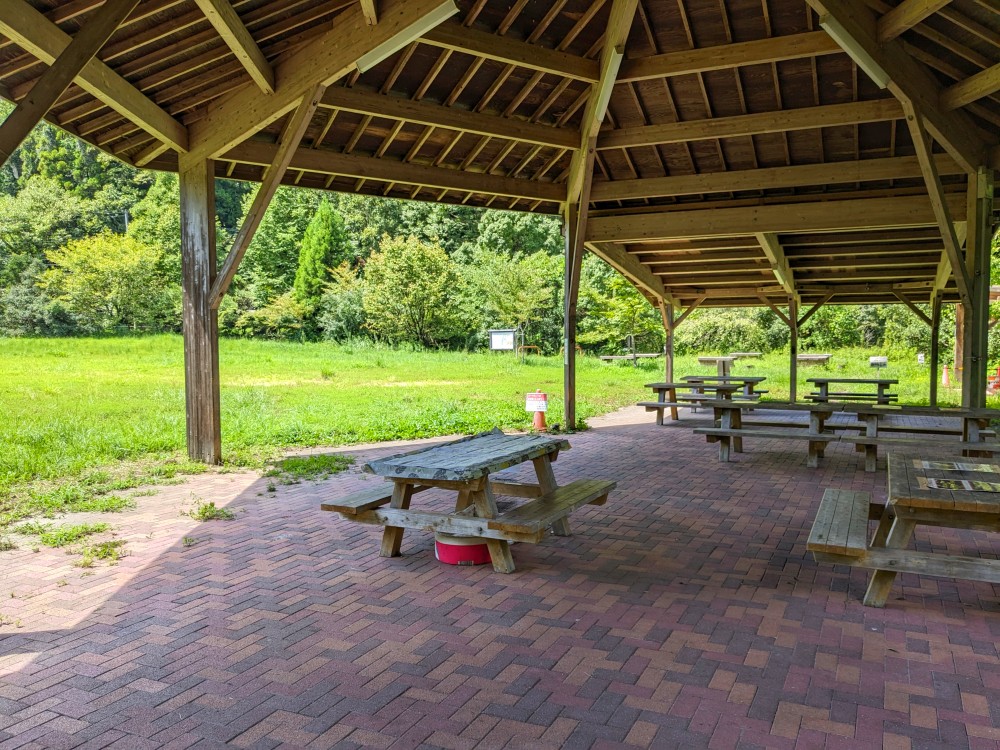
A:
[963,166,994,408]
[930,292,942,406]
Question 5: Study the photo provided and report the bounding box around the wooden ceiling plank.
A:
[902,100,972,305]
[421,21,600,83]
[590,152,960,200]
[320,86,579,150]
[0,0,141,166]
[193,0,275,94]
[756,232,797,297]
[941,63,1000,111]
[0,0,189,152]
[878,0,952,43]
[586,193,967,242]
[597,98,903,150]
[223,140,564,203]
[617,31,842,83]
[209,83,325,309]
[806,0,988,173]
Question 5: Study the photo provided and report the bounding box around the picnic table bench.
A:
[321,430,614,573]
[639,381,745,424]
[599,352,662,365]
[797,353,832,365]
[681,375,768,400]
[806,377,898,405]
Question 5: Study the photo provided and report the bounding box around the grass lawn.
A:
[0,335,973,526]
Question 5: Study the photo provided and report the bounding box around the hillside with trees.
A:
[1,101,995,361]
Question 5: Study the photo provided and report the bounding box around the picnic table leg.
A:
[455,489,473,511]
[964,418,989,458]
[471,483,515,573]
[532,455,570,536]
[732,405,743,453]
[863,415,878,472]
[379,482,414,557]
[718,408,733,462]
[806,411,825,468]
[863,515,917,607]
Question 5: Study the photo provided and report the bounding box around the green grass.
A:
[12,521,109,547]
[264,454,354,483]
[188,500,236,521]
[76,540,127,567]
[0,335,977,531]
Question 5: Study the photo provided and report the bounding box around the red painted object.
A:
[434,533,491,566]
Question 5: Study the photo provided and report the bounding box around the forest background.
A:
[1,100,995,360]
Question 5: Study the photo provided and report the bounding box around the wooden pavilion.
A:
[0,0,997,463]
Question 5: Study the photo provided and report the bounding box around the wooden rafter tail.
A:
[209,84,326,310]
[193,0,274,95]
[0,0,141,166]
[0,0,189,152]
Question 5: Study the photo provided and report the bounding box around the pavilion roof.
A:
[1,0,997,309]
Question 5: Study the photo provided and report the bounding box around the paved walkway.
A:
[2,407,1000,748]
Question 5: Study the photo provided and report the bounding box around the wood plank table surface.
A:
[807,377,898,405]
[641,381,743,424]
[681,375,766,399]
[330,430,613,573]
[864,453,1000,606]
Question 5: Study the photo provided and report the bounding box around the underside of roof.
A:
[1,0,998,309]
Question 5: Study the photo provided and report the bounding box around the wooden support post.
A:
[963,166,994,408]
[930,292,942,406]
[955,302,965,385]
[179,156,221,464]
[659,300,674,382]
[789,296,799,403]
[563,202,584,432]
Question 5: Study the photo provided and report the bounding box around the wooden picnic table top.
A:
[364,429,569,482]
[645,382,743,392]
[807,377,898,385]
[889,453,1000,512]
[697,356,736,362]
[682,375,766,383]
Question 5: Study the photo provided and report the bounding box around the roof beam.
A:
[585,242,668,301]
[756,233,797,298]
[902,100,972,305]
[320,86,579,150]
[209,84,324,310]
[188,0,459,160]
[421,21,600,83]
[807,0,988,173]
[193,0,274,94]
[0,0,188,152]
[597,98,902,151]
[586,194,968,242]
[360,0,378,25]
[567,0,637,205]
[590,153,960,201]
[224,140,564,203]
[878,0,952,42]
[941,63,1000,111]
[0,0,140,166]
[616,31,842,83]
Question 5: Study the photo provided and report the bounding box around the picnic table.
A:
[806,377,898,405]
[320,430,615,573]
[697,356,736,376]
[681,374,767,400]
[797,353,832,365]
[808,453,1000,607]
[639,381,743,425]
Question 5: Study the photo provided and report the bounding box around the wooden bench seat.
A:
[694,427,838,442]
[320,485,394,515]
[807,489,871,558]
[489,479,616,535]
[806,393,898,403]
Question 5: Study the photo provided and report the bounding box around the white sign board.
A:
[489,329,516,351]
[525,392,548,412]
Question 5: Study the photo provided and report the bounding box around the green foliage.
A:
[318,263,366,341]
[189,500,236,521]
[38,523,109,548]
[363,236,462,347]
[233,291,309,339]
[579,261,663,353]
[673,307,787,355]
[473,210,563,256]
[264,454,353,482]
[41,233,172,332]
[293,201,350,308]
[77,540,126,566]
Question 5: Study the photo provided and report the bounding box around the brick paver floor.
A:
[3,406,1000,749]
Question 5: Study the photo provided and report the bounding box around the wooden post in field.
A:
[789,296,798,403]
[179,156,221,463]
[930,292,942,406]
[963,166,994,408]
[659,300,674,382]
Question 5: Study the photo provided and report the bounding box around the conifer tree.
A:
[293,200,350,308]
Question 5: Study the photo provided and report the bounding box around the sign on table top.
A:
[364,429,570,482]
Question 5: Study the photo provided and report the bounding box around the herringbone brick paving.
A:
[3,406,1000,748]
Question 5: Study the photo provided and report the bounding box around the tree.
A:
[40,233,173,332]
[293,200,350,308]
[318,263,366,342]
[473,210,563,257]
[363,236,463,347]
[578,262,663,353]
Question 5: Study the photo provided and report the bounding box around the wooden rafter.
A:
[360,0,378,25]
[0,0,188,152]
[320,86,579,150]
[590,153,960,201]
[0,0,140,166]
[209,84,324,310]
[586,194,967,242]
[941,63,1000,111]
[188,0,458,160]
[193,0,274,94]
[224,141,564,203]
[421,21,600,83]
[806,0,988,173]
[596,98,903,151]
[756,233,797,299]
[902,100,973,305]
[616,30,841,83]
[878,0,953,42]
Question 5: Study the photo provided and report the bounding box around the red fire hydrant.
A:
[526,390,548,432]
